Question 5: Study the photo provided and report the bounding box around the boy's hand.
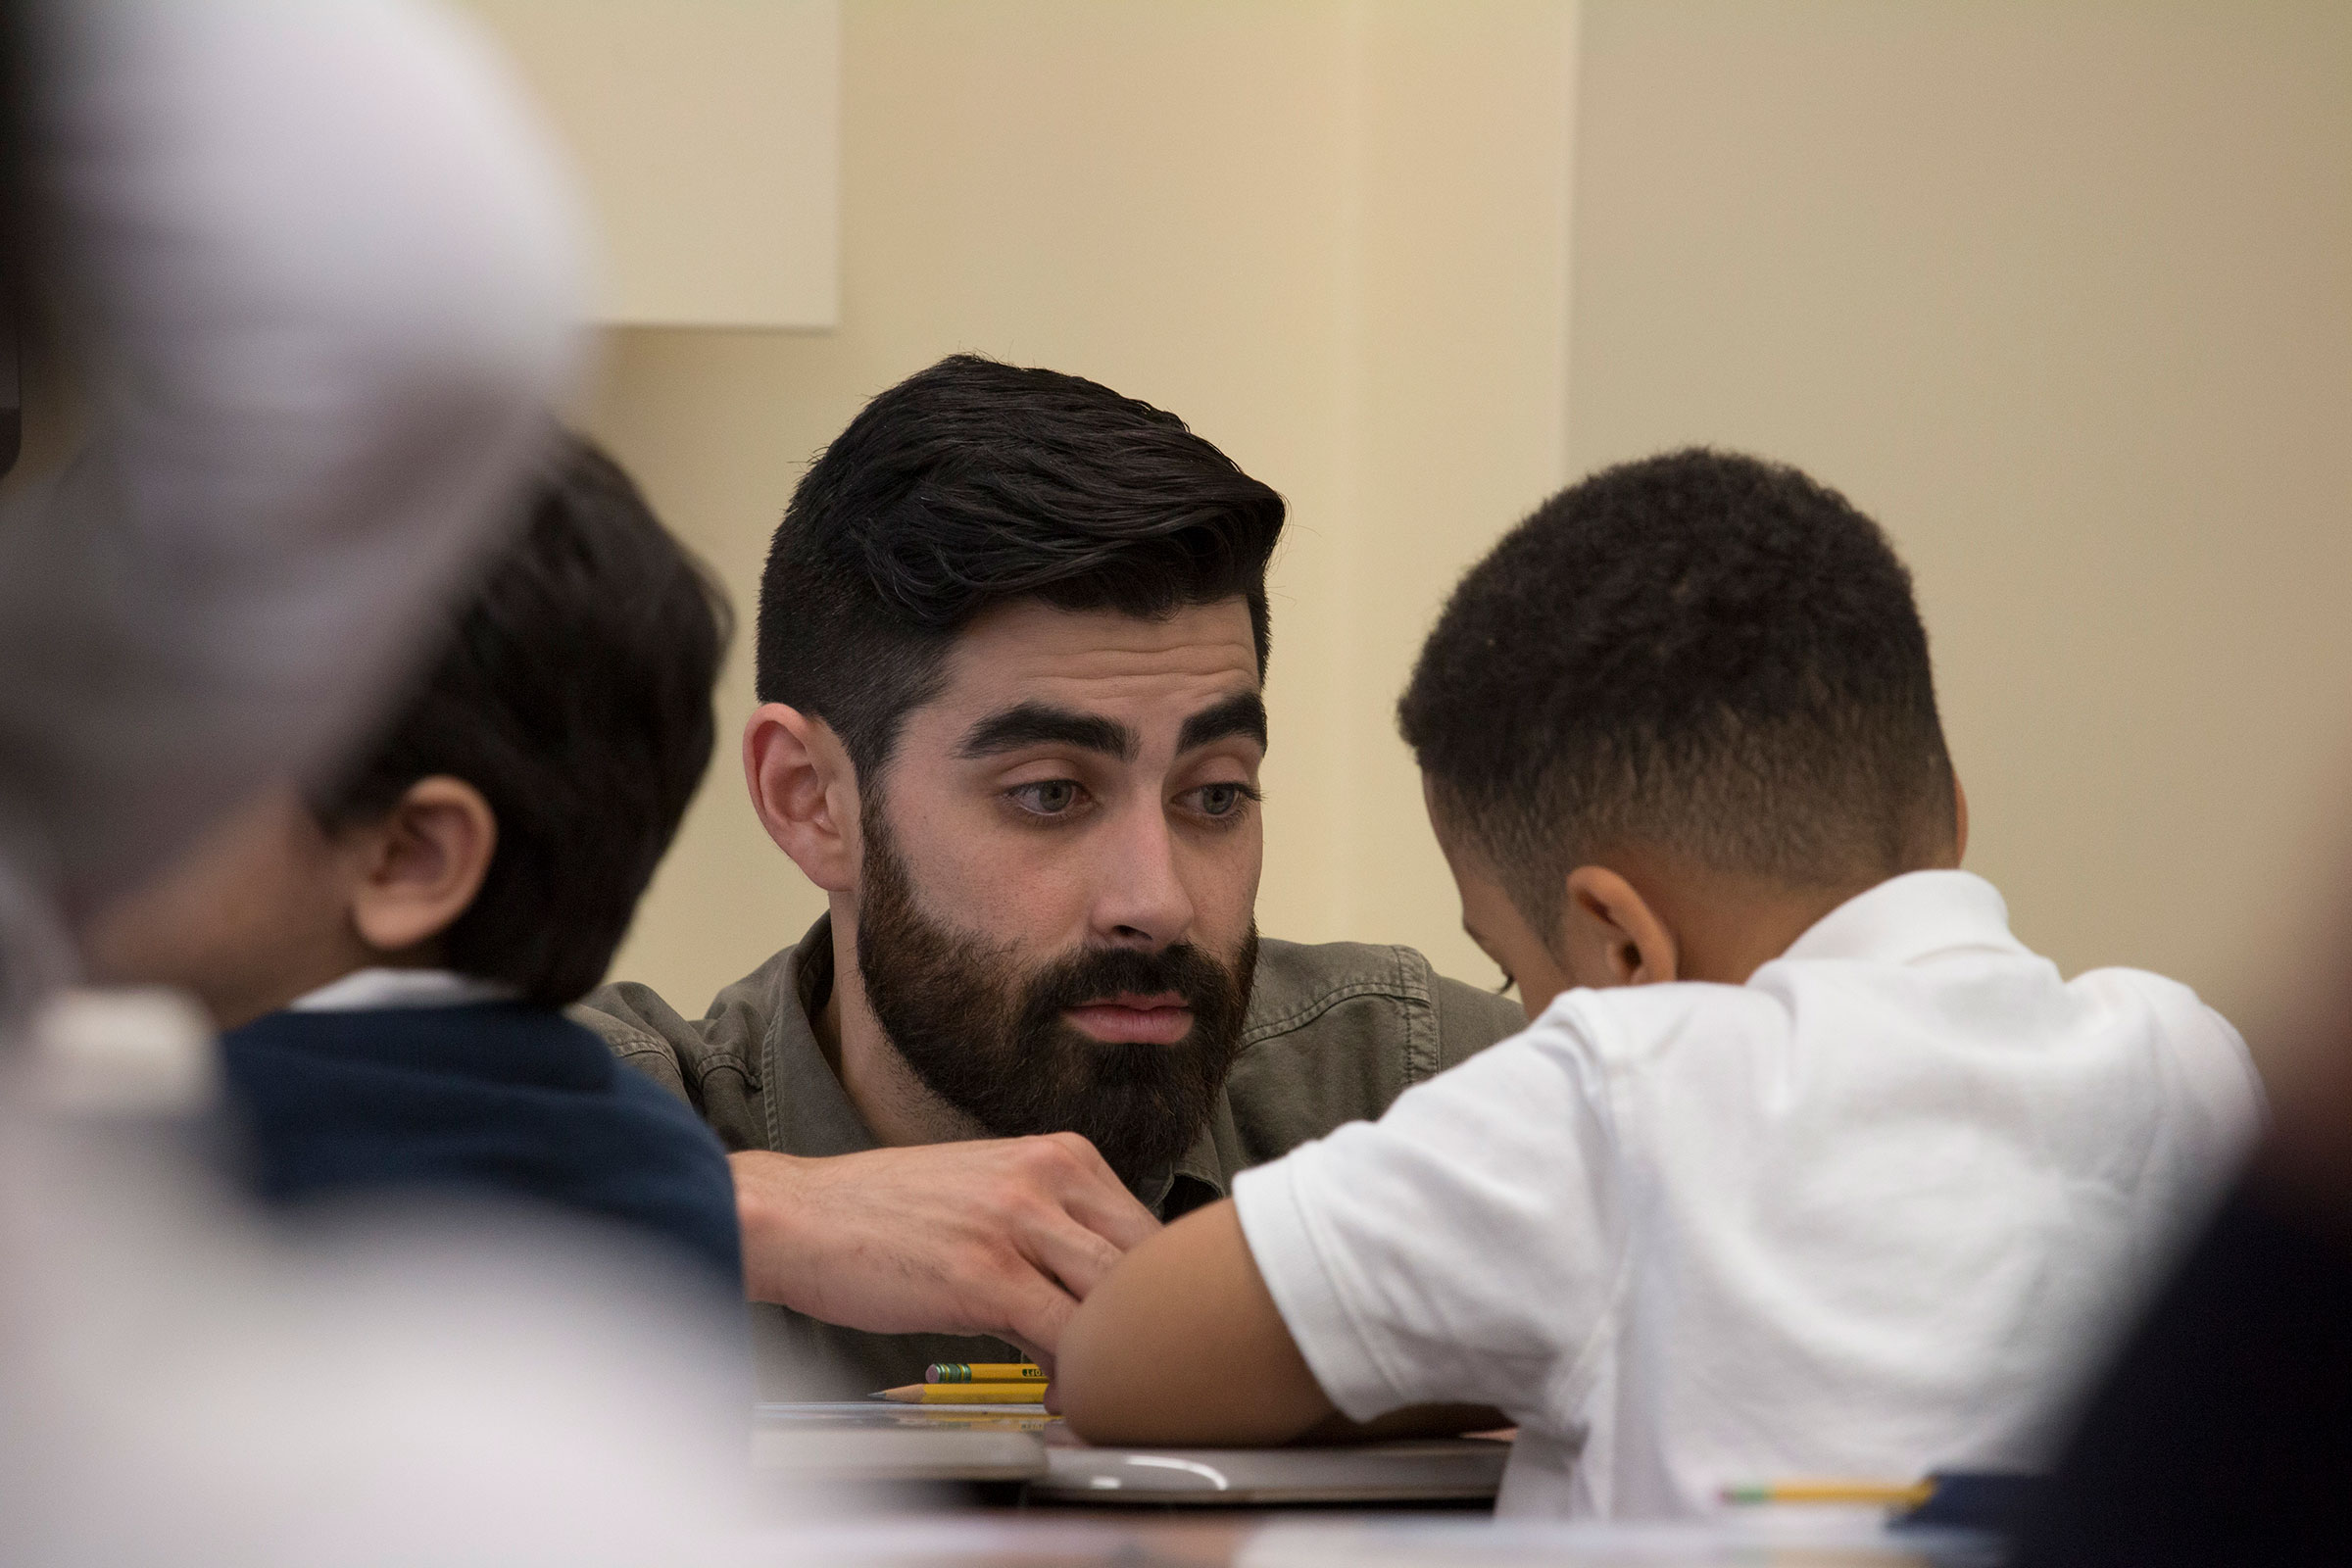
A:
[728,1136,1160,1363]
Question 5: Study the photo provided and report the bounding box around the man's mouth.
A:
[1062,991,1195,1045]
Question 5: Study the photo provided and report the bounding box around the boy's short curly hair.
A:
[1398,448,1956,948]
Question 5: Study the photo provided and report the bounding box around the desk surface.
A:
[754,1402,1508,1504]
[749,1405,1994,1567]
[753,1511,1995,1567]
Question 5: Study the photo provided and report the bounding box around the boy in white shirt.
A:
[1056,448,2263,1518]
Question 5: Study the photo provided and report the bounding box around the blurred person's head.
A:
[749,355,1284,1184]
[1399,448,1964,1020]
[84,433,727,1026]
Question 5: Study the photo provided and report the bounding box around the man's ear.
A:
[1559,865,1679,988]
[745,702,860,894]
[347,776,497,956]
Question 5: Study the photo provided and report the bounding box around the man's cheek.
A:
[1200,835,1263,942]
[895,807,1019,909]
[938,840,1095,946]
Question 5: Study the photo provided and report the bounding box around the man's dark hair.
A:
[1399,448,1956,947]
[318,431,730,1004]
[756,355,1286,785]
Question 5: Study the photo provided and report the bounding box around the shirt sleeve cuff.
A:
[1232,1152,1406,1423]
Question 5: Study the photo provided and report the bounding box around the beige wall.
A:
[585,1,1580,1010]
[1568,0,2352,1036]
[462,0,841,327]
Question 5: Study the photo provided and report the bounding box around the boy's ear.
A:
[745,703,860,894]
[1560,865,1679,988]
[347,776,497,956]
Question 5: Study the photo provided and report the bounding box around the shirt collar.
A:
[286,967,520,1012]
[764,913,1244,1217]
[1164,1120,1238,1217]
[759,915,883,1159]
[1140,1093,1243,1216]
[1773,869,2028,969]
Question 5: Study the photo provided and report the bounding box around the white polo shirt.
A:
[1232,870,2262,1519]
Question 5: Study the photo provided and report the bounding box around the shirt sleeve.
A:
[573,980,773,1154]
[1428,971,1534,1075]
[1231,1006,1627,1425]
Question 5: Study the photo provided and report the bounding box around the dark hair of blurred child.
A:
[85,431,741,1290]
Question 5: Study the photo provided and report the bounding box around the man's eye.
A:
[1192,782,1258,818]
[1009,780,1082,815]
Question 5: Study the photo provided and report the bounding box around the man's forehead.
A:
[941,598,1260,707]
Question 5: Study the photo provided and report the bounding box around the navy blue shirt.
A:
[220,1001,743,1293]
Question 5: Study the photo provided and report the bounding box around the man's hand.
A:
[728,1134,1160,1364]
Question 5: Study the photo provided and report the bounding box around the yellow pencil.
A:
[876,1382,1049,1405]
[926,1362,1048,1384]
[1719,1480,1935,1508]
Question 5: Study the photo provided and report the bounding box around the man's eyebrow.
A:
[956,703,1139,762]
[1176,692,1270,755]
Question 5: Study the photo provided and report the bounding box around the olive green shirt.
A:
[577,915,1524,1397]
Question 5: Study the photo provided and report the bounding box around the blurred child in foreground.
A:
[86,432,741,1292]
[2015,886,2352,1565]
[1058,449,2262,1517]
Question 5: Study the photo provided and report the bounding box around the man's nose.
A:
[1092,798,1195,949]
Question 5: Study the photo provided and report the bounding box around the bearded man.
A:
[583,356,1522,1396]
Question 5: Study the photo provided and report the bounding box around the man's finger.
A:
[1029,1133,1163,1250]
[1021,1206,1128,1300]
[1000,1276,1082,1361]
[1060,1184,1162,1252]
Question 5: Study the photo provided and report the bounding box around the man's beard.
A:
[854,809,1258,1191]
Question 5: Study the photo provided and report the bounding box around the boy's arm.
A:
[1064,1017,1618,1448]
[1056,1200,1332,1445]
[1056,1199,1503,1446]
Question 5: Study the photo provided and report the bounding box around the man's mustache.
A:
[1020,944,1237,1022]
